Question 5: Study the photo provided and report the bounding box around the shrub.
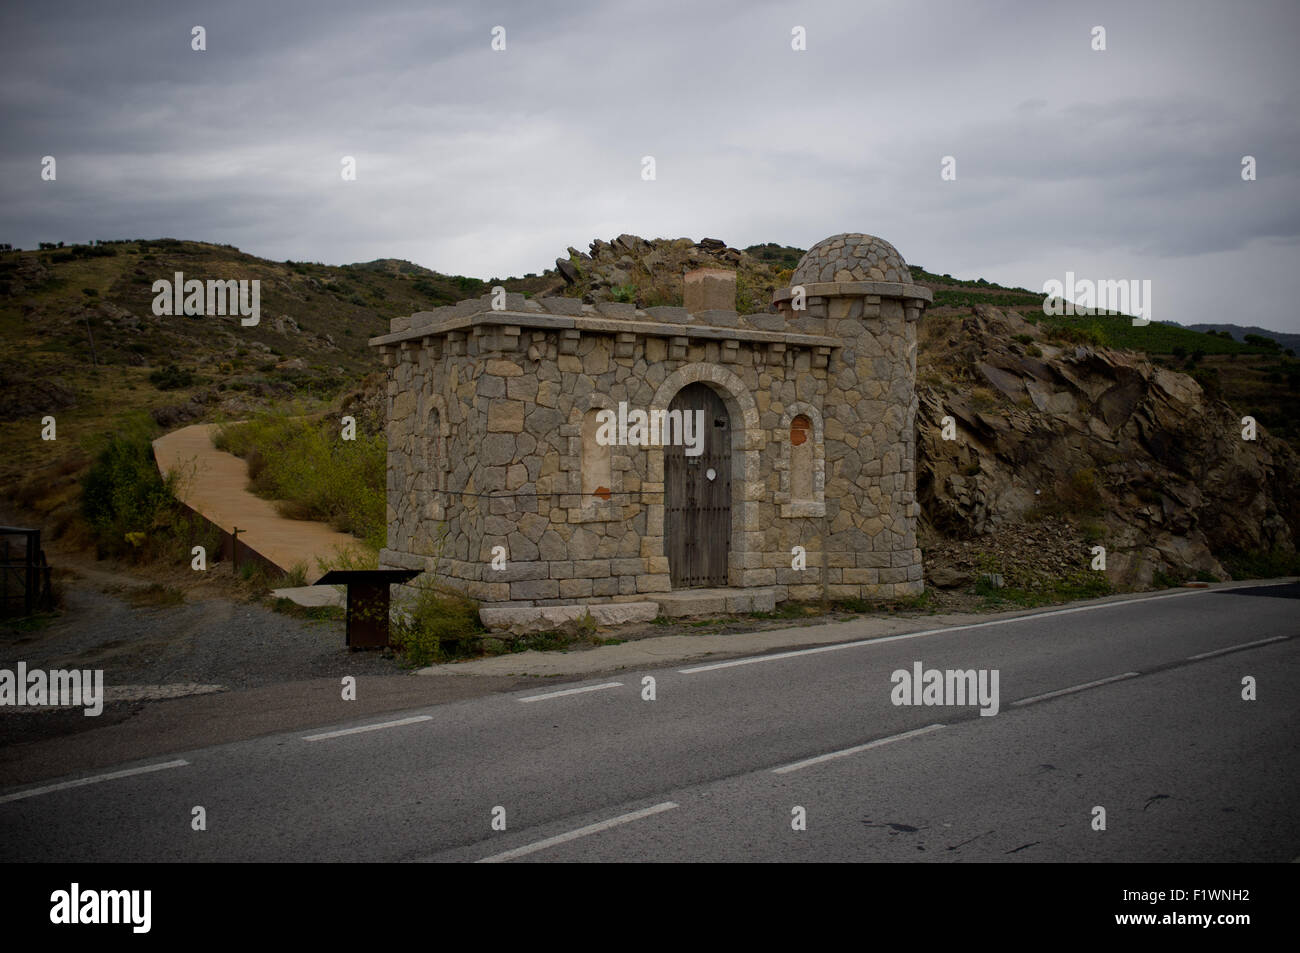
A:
[392,584,485,666]
[149,364,194,390]
[216,412,386,550]
[80,416,178,556]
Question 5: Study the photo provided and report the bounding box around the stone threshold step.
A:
[479,587,783,633]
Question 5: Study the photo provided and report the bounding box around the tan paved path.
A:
[153,423,367,582]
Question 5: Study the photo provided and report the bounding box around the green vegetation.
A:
[270,598,346,622]
[122,583,185,607]
[973,571,1112,609]
[744,243,806,270]
[148,364,195,390]
[80,415,180,556]
[1219,548,1300,581]
[933,290,1044,310]
[390,583,487,666]
[1039,314,1275,355]
[1027,468,1106,520]
[216,411,386,551]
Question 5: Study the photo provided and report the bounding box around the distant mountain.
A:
[1176,322,1300,352]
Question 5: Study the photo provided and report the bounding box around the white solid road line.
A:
[518,681,624,703]
[303,715,433,741]
[1187,635,1289,660]
[679,589,1203,674]
[772,724,946,775]
[1011,672,1141,708]
[0,759,190,806]
[476,801,680,863]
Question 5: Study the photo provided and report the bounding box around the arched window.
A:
[777,404,825,517]
[425,404,449,522]
[581,408,613,502]
[790,415,814,501]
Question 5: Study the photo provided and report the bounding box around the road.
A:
[2,583,1297,862]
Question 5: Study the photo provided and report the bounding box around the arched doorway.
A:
[665,382,731,588]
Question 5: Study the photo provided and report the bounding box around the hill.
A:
[1180,322,1300,352]
[1,235,1296,590]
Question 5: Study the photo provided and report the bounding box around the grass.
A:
[1026,468,1106,520]
[1219,548,1300,581]
[391,582,486,667]
[122,583,185,607]
[269,597,345,622]
[973,571,1112,609]
[216,410,386,551]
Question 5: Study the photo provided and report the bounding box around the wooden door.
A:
[665,382,731,588]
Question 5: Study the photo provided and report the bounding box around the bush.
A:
[1045,323,1107,347]
[216,411,386,550]
[392,584,485,666]
[149,364,194,390]
[81,417,178,556]
[1220,548,1300,580]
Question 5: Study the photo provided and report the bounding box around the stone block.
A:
[559,578,593,599]
[510,578,559,600]
[646,306,690,324]
[540,297,584,316]
[488,400,525,432]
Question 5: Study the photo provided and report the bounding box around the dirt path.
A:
[152,423,367,582]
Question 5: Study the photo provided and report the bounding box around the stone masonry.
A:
[369,233,932,624]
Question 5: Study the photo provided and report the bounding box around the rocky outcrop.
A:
[546,234,780,311]
[917,305,1298,587]
[0,361,77,421]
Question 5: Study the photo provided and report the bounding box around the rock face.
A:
[916,305,1299,587]
[373,233,934,609]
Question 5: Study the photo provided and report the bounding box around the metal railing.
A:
[0,526,53,618]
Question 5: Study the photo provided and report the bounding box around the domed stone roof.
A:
[791,233,910,285]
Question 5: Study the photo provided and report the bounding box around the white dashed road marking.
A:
[0,759,190,806]
[303,715,433,741]
[772,724,946,775]
[1011,672,1141,708]
[518,682,624,703]
[476,801,679,863]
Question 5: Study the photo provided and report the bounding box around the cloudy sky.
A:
[3,0,1298,331]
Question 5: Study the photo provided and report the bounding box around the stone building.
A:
[370,233,931,629]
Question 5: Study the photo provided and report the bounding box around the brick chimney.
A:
[683,268,736,313]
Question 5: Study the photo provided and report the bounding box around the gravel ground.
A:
[1,581,405,692]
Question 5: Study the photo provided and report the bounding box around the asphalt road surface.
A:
[2,584,1296,862]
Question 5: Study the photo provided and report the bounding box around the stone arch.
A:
[776,401,826,517]
[649,363,763,588]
